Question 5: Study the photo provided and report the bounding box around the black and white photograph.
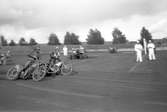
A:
[0,0,167,111]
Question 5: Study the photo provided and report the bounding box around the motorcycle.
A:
[44,60,72,76]
[70,49,88,60]
[29,60,73,81]
[6,55,46,81]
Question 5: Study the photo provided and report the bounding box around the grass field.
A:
[0,48,167,112]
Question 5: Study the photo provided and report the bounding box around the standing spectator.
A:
[63,45,68,56]
[147,40,156,61]
[72,48,76,54]
[0,53,6,65]
[134,40,143,62]
[49,46,61,65]
[6,50,11,58]
[79,45,85,54]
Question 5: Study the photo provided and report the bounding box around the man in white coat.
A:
[134,41,143,62]
[147,40,156,60]
[63,45,68,56]
[79,45,85,54]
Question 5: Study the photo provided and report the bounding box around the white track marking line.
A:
[18,96,101,112]
[15,81,155,94]
[18,96,70,109]
[128,63,139,73]
[53,75,167,86]
[15,83,103,99]
[116,84,155,91]
[128,55,150,73]
[144,101,167,106]
[0,109,41,112]
[128,63,153,73]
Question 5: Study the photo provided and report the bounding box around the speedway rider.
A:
[49,46,62,67]
[22,46,41,72]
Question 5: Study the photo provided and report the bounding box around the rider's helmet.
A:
[55,46,60,52]
[148,40,152,43]
[33,46,40,54]
[136,40,140,44]
[55,46,59,50]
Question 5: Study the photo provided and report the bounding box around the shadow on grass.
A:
[0,74,7,80]
[69,70,78,76]
[87,55,99,59]
[41,70,78,81]
[0,69,7,74]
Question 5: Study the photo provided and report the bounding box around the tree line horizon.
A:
[0,27,158,46]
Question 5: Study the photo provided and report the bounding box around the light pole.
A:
[143,38,147,55]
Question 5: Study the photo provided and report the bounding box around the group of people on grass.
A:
[134,40,156,63]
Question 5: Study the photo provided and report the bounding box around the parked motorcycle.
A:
[70,48,88,59]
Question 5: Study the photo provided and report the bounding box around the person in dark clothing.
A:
[22,46,41,72]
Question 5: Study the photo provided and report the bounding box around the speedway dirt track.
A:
[0,51,167,112]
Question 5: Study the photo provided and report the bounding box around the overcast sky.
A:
[0,0,167,43]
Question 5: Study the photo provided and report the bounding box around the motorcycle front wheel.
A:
[32,64,46,81]
[61,63,72,76]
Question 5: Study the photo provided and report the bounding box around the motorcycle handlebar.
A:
[27,55,38,60]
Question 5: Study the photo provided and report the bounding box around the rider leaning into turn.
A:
[49,46,62,66]
[22,46,41,72]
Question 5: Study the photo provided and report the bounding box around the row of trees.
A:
[47,27,152,45]
[47,29,104,45]
[47,28,125,45]
[47,32,81,45]
[0,27,153,46]
[0,36,38,46]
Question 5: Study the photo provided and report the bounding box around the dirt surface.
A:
[0,51,167,112]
